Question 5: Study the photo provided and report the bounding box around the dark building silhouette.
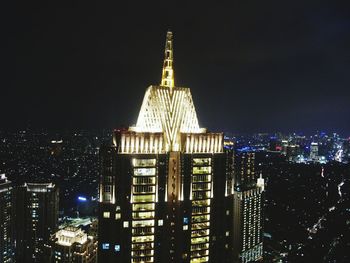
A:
[98,31,264,263]
[0,174,14,263]
[15,182,59,262]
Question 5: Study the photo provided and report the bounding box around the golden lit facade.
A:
[190,157,212,262]
[98,31,262,263]
[130,158,157,262]
[131,31,205,151]
[46,226,97,263]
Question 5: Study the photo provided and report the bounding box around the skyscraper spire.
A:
[161,31,174,88]
[133,29,203,150]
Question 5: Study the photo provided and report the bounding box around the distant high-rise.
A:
[46,226,97,263]
[0,174,14,263]
[15,182,59,262]
[310,142,319,161]
[98,31,264,263]
[232,152,264,263]
[286,145,299,162]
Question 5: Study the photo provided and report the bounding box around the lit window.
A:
[132,235,154,243]
[103,193,111,202]
[132,220,154,227]
[132,194,155,203]
[133,158,156,167]
[103,212,110,218]
[102,243,109,250]
[226,231,230,236]
[133,203,155,211]
[183,217,189,224]
[134,168,156,176]
[193,166,211,175]
[158,219,163,226]
[226,210,230,215]
[114,244,120,252]
[183,225,188,230]
[123,221,129,228]
[115,213,121,220]
[193,158,211,166]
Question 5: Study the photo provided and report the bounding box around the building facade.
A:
[98,31,264,263]
[46,226,97,263]
[0,174,14,263]
[232,152,264,263]
[15,182,59,262]
[310,142,319,161]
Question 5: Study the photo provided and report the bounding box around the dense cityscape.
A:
[1,31,350,259]
[1,128,349,262]
[2,2,350,261]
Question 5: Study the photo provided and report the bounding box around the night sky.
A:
[2,1,350,135]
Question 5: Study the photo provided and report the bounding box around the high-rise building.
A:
[281,140,289,156]
[268,137,279,152]
[46,226,97,263]
[0,174,14,263]
[286,145,300,162]
[232,152,264,263]
[15,182,59,262]
[310,142,319,161]
[98,31,263,263]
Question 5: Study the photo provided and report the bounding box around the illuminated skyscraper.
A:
[0,174,14,263]
[98,31,263,263]
[46,226,97,263]
[15,182,59,262]
[232,152,264,263]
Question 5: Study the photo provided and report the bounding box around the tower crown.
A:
[161,31,174,88]
[131,31,205,151]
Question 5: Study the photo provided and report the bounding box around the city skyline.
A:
[2,1,350,134]
[97,30,264,262]
[1,3,350,262]
[0,126,349,262]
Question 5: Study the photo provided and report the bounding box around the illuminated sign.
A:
[78,196,87,202]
